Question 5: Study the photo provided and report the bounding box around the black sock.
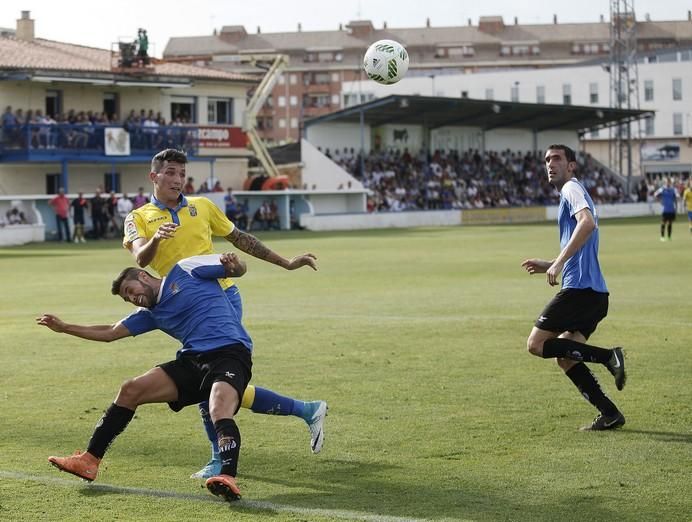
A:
[661,224,665,237]
[667,223,672,238]
[543,338,612,364]
[86,403,135,459]
[566,363,619,416]
[215,418,241,477]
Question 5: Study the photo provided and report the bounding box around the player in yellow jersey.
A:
[683,178,692,237]
[123,149,326,479]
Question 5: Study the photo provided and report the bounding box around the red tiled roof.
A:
[0,36,258,82]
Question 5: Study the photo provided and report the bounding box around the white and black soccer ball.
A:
[363,39,409,85]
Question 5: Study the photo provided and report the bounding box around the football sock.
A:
[215,418,241,477]
[250,386,305,417]
[667,223,672,238]
[542,338,612,364]
[566,363,619,416]
[198,402,220,456]
[86,403,135,459]
[661,224,665,238]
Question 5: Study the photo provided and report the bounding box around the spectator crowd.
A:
[330,147,630,212]
[1,106,196,151]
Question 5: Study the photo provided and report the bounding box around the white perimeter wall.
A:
[301,139,364,191]
[305,122,370,153]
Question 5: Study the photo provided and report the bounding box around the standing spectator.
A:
[224,188,238,221]
[70,192,89,243]
[2,105,18,146]
[234,200,249,231]
[90,188,107,239]
[49,188,71,242]
[116,192,133,232]
[106,191,120,236]
[132,187,149,209]
[183,177,195,195]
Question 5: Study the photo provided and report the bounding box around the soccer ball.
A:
[363,39,409,85]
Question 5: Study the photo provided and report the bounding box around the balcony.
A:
[0,123,248,162]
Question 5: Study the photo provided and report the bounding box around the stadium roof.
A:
[304,95,651,133]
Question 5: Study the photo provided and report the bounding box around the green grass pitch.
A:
[0,218,690,521]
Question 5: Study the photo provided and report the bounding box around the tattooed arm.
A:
[225,227,317,271]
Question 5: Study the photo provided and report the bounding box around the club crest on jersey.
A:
[189,205,197,217]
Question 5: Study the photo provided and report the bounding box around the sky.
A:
[2,0,690,56]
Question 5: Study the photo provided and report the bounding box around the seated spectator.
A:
[268,200,280,230]
[224,188,238,221]
[197,181,210,194]
[212,181,224,192]
[234,200,249,230]
[6,206,27,225]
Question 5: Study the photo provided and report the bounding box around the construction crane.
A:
[242,54,289,178]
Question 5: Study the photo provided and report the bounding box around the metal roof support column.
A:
[359,109,365,178]
[532,129,538,154]
[61,159,68,192]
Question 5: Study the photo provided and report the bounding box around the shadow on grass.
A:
[621,428,692,443]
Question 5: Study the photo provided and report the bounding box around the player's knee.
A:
[118,378,145,405]
[526,337,543,356]
[556,358,574,371]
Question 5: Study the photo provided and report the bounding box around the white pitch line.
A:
[0,470,432,522]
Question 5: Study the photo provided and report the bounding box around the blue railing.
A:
[0,123,199,158]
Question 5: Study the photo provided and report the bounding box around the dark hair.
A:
[545,144,576,163]
[111,267,146,296]
[151,149,187,173]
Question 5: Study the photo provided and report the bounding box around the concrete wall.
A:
[305,121,370,153]
[301,139,363,191]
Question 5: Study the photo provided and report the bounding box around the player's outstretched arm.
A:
[521,258,553,275]
[225,228,317,271]
[36,314,131,342]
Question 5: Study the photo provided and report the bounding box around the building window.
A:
[590,129,600,138]
[207,98,232,124]
[511,85,519,102]
[644,80,654,101]
[331,72,339,82]
[589,83,599,104]
[289,95,298,106]
[536,85,545,104]
[290,117,298,128]
[104,172,121,193]
[277,96,286,107]
[672,78,682,101]
[644,115,655,136]
[278,75,285,85]
[46,173,60,194]
[562,84,572,105]
[171,96,196,123]
[289,74,297,85]
[673,113,683,135]
[331,94,340,106]
[278,118,286,129]
[485,88,494,100]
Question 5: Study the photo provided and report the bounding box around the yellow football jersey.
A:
[123,196,236,289]
[684,188,692,212]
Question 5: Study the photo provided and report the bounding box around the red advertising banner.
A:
[198,126,248,148]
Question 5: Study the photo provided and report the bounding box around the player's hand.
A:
[521,258,551,275]
[220,252,247,277]
[36,313,66,332]
[286,253,318,271]
[546,260,564,286]
[153,222,178,241]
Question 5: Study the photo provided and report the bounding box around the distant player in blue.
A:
[654,178,677,241]
[38,253,260,502]
[521,145,627,431]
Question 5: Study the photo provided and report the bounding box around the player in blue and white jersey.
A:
[521,145,627,432]
[38,253,261,501]
[654,178,678,241]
